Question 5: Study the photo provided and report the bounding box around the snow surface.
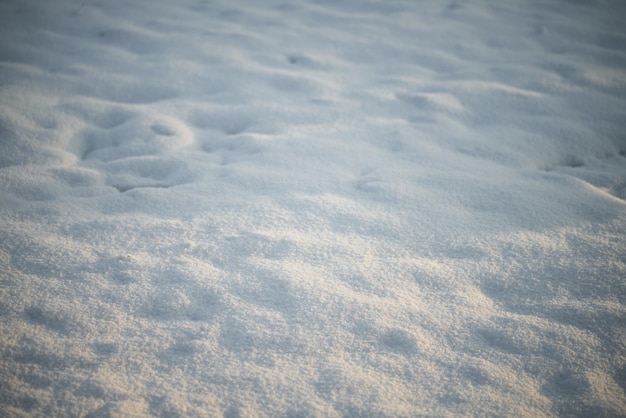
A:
[1,0,626,416]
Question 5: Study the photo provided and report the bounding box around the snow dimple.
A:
[104,156,192,193]
[24,306,74,335]
[286,53,315,67]
[95,26,165,56]
[13,346,72,371]
[543,151,626,203]
[140,287,222,322]
[475,327,527,356]
[396,92,465,114]
[76,115,193,162]
[218,322,257,354]
[379,329,417,357]
[202,135,264,166]
[150,123,176,137]
[233,274,298,316]
[616,366,626,395]
[538,370,621,417]
[543,370,591,398]
[190,109,256,136]
[65,110,196,193]
[94,343,118,358]
[458,366,492,387]
[88,107,135,130]
[218,316,293,362]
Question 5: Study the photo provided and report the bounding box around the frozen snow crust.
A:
[1,0,625,416]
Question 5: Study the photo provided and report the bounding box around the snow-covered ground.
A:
[1,0,625,416]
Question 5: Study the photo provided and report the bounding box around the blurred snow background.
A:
[1,0,625,416]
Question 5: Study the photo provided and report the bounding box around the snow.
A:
[1,0,625,416]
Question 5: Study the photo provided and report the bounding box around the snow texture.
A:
[1,0,625,416]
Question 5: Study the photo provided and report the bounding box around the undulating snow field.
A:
[1,0,626,416]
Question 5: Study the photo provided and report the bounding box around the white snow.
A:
[1,0,625,416]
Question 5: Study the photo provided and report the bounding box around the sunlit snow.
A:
[1,0,625,416]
